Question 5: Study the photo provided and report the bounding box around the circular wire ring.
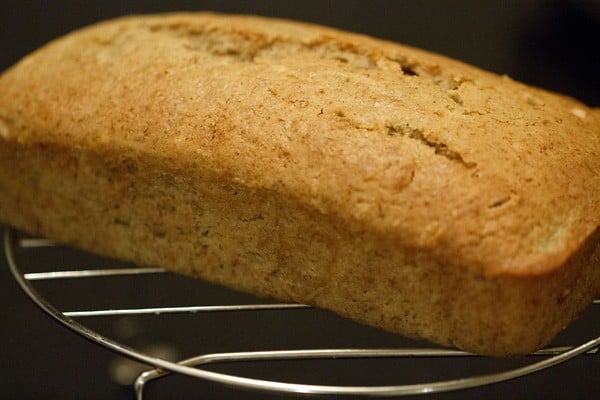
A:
[5,228,599,397]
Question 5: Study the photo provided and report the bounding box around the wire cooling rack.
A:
[5,227,599,399]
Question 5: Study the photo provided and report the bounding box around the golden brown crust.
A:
[0,13,598,355]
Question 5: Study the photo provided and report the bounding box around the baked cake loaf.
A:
[0,13,598,356]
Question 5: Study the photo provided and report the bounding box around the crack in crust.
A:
[386,123,477,170]
[149,21,471,106]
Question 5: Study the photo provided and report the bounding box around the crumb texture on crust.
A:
[1,13,598,276]
[0,13,598,356]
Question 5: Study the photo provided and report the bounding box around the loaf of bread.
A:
[0,13,598,356]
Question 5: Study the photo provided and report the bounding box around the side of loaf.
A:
[0,13,598,356]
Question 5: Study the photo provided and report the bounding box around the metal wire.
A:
[24,267,166,280]
[133,343,600,399]
[5,228,599,398]
[63,303,310,318]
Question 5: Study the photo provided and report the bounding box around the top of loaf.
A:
[0,12,598,276]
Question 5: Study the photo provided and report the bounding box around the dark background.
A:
[1,1,598,399]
